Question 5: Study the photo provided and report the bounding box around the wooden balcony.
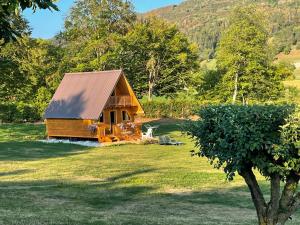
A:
[106,95,133,108]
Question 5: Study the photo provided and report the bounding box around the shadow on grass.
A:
[0,169,32,177]
[0,141,90,161]
[0,124,46,142]
[0,169,299,225]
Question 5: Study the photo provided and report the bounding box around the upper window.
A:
[99,113,104,123]
[122,111,131,121]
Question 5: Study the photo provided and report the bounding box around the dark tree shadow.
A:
[0,141,90,161]
[0,169,32,177]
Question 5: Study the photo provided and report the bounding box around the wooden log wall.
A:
[46,119,98,139]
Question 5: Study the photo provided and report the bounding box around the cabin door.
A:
[110,111,116,134]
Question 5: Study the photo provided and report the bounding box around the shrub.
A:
[0,102,40,123]
[140,96,203,118]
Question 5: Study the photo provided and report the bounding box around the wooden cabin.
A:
[44,70,144,143]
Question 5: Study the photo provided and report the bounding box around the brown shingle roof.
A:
[44,70,122,119]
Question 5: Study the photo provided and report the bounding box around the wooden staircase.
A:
[98,135,120,143]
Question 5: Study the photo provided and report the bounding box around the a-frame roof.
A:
[44,70,143,119]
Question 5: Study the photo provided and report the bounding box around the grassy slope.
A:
[277,49,300,103]
[0,122,299,225]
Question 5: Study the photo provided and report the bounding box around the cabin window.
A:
[111,90,116,96]
[122,111,131,121]
[99,113,104,123]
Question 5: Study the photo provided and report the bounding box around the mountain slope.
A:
[142,0,300,59]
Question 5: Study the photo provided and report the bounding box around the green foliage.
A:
[186,105,297,179]
[109,17,199,98]
[185,104,300,224]
[283,45,292,55]
[274,61,296,80]
[0,102,40,123]
[216,7,286,103]
[33,87,52,118]
[59,0,136,72]
[0,0,57,43]
[0,37,62,103]
[145,0,300,59]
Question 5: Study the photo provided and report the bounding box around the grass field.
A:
[0,121,299,225]
[277,49,300,103]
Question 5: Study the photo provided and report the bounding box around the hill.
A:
[142,0,300,60]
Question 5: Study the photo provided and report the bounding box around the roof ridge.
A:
[65,70,122,75]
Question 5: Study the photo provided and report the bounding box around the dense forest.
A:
[144,0,300,59]
[0,0,298,122]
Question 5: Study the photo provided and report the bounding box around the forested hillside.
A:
[1,0,298,122]
[143,0,300,59]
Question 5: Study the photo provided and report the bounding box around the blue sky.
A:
[23,0,182,39]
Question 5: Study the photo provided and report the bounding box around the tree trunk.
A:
[232,73,238,104]
[239,168,268,225]
[148,79,153,102]
[240,169,300,225]
[266,174,281,225]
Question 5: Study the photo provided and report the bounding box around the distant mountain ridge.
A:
[142,0,300,59]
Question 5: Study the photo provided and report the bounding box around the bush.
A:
[140,96,203,118]
[283,45,292,55]
[185,104,300,224]
[0,102,40,123]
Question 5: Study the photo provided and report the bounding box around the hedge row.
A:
[0,98,203,123]
[0,102,41,123]
[140,98,203,118]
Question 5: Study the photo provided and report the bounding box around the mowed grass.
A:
[0,122,299,225]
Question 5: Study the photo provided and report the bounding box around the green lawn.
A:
[0,122,299,225]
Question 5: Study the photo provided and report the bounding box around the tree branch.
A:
[279,172,299,210]
[277,173,300,224]
[239,168,267,223]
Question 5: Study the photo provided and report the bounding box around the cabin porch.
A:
[45,119,142,143]
[97,122,142,143]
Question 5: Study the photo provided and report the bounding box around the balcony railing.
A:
[106,95,133,108]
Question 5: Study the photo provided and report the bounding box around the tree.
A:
[59,0,136,72]
[0,0,58,43]
[110,17,199,100]
[216,7,286,104]
[185,105,300,225]
[0,37,62,102]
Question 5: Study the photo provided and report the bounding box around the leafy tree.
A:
[186,105,300,225]
[216,7,289,104]
[0,0,58,43]
[59,0,136,72]
[110,17,199,100]
[0,37,62,102]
